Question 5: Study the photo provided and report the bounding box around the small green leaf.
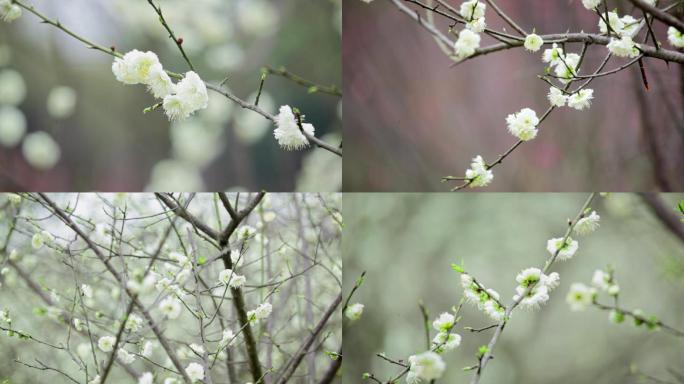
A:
[451,263,464,273]
[197,255,207,265]
[307,86,318,94]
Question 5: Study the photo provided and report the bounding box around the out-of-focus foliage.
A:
[343,193,684,383]
[0,0,342,191]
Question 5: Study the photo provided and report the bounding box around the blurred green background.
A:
[0,0,341,191]
[343,193,684,384]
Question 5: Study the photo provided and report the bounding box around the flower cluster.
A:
[512,268,560,309]
[453,1,485,59]
[247,302,272,324]
[573,210,600,235]
[460,273,505,321]
[218,268,247,289]
[273,105,315,150]
[0,0,21,23]
[546,236,579,261]
[112,50,208,121]
[431,312,461,354]
[505,108,539,141]
[668,27,684,48]
[464,155,493,187]
[345,303,364,321]
[407,351,445,383]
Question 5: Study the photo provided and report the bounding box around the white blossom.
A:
[524,33,543,52]
[432,312,455,332]
[0,0,21,23]
[117,348,136,364]
[81,284,93,298]
[220,329,235,347]
[505,108,539,141]
[345,303,364,321]
[566,282,596,311]
[454,29,481,59]
[146,64,176,98]
[112,50,160,85]
[574,211,600,235]
[464,155,493,187]
[273,105,314,150]
[607,36,639,58]
[546,237,579,260]
[567,89,594,110]
[88,375,101,384]
[668,27,684,48]
[125,314,144,332]
[466,18,486,33]
[513,268,560,309]
[547,87,568,108]
[254,302,272,319]
[432,332,461,353]
[162,71,209,121]
[138,372,154,384]
[218,269,246,288]
[459,0,486,21]
[159,297,182,319]
[542,43,564,67]
[581,0,601,10]
[554,53,580,83]
[185,362,204,382]
[408,351,445,381]
[98,335,116,352]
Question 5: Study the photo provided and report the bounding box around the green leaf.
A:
[451,263,464,273]
[197,255,207,265]
[307,86,318,94]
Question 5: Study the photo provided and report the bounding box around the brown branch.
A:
[628,0,684,31]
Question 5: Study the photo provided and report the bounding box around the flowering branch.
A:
[8,0,342,157]
[373,0,684,190]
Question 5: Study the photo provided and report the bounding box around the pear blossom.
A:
[218,269,246,288]
[574,211,600,235]
[254,302,272,319]
[185,362,204,382]
[146,63,176,98]
[236,225,256,239]
[542,43,564,67]
[513,268,560,308]
[546,237,579,260]
[138,372,153,384]
[98,335,116,352]
[117,348,136,364]
[432,312,455,332]
[459,0,485,21]
[668,27,684,48]
[466,18,486,33]
[345,303,364,321]
[273,105,315,150]
[407,351,445,380]
[591,269,619,296]
[88,375,101,384]
[483,299,505,321]
[0,0,21,23]
[141,341,155,358]
[506,108,539,141]
[159,297,182,319]
[566,283,596,311]
[81,284,93,298]
[454,29,480,59]
[112,50,160,85]
[607,36,639,58]
[547,87,568,107]
[554,53,580,83]
[162,71,209,121]
[432,332,461,353]
[524,33,543,52]
[567,89,594,110]
[125,314,144,332]
[599,12,642,38]
[464,155,493,187]
[220,329,235,347]
[581,0,601,9]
